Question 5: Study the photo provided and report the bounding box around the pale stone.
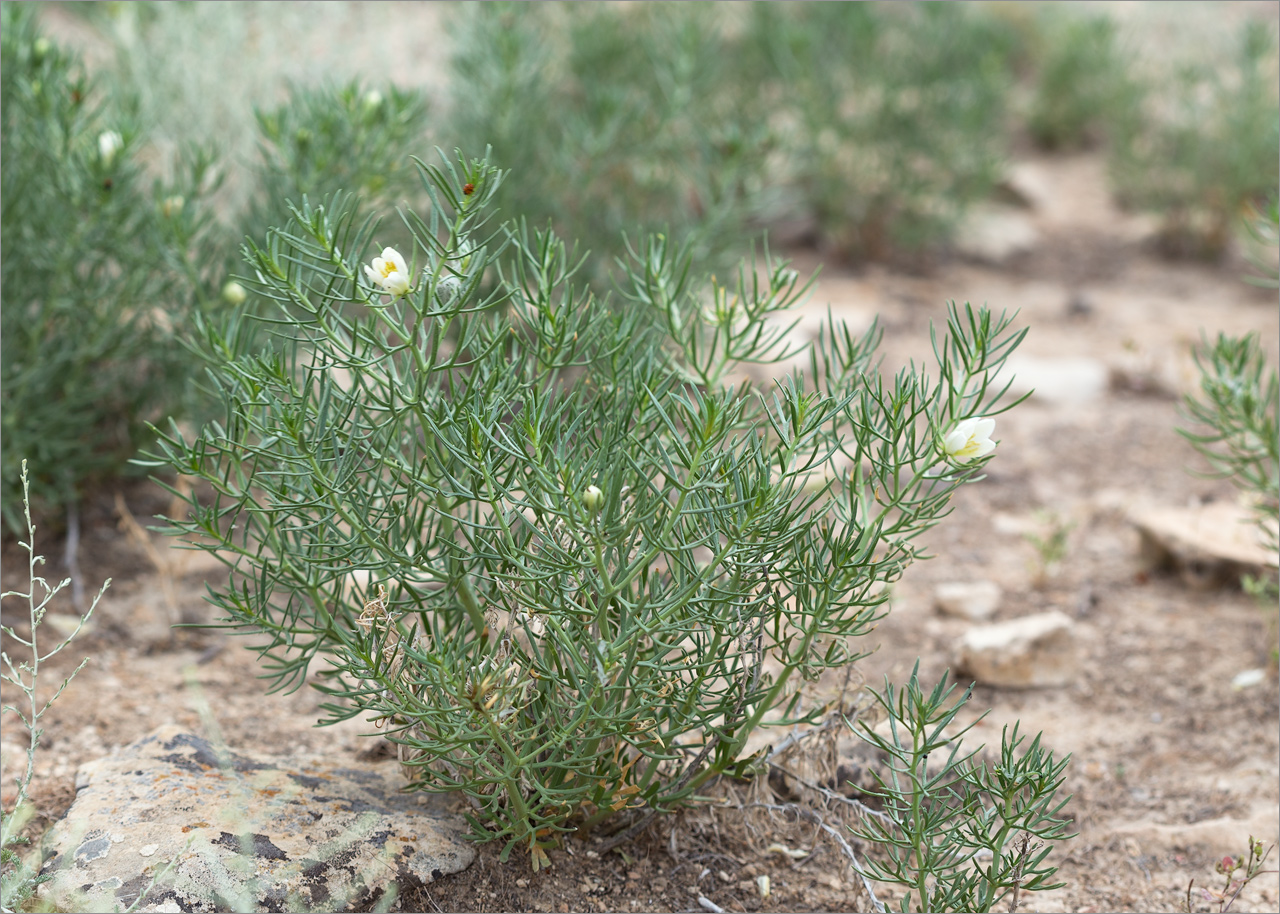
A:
[39,725,474,913]
[934,581,1002,622]
[1231,668,1267,690]
[954,205,1040,264]
[1130,500,1279,589]
[998,355,1110,405]
[956,610,1078,688]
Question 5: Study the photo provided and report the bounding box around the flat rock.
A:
[934,581,1002,622]
[1130,500,1279,589]
[38,724,474,913]
[956,610,1078,689]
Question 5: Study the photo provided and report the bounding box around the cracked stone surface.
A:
[38,724,474,913]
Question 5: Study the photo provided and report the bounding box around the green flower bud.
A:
[32,37,51,64]
[583,484,603,515]
[221,281,247,305]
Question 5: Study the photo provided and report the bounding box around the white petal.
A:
[942,428,968,455]
[970,438,996,460]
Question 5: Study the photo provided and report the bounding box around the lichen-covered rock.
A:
[38,725,474,913]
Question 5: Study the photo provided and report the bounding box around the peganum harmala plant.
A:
[145,151,1029,868]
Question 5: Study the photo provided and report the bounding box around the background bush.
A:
[1109,21,1280,258]
[743,2,1019,263]
[0,4,198,533]
[446,1,775,281]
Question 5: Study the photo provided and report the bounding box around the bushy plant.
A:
[1180,332,1280,598]
[1110,21,1280,259]
[744,2,1017,263]
[1025,10,1137,150]
[248,82,431,248]
[849,665,1073,914]
[0,5,199,534]
[143,148,1035,867]
[445,2,773,282]
[184,81,435,363]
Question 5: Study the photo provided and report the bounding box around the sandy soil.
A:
[3,147,1277,914]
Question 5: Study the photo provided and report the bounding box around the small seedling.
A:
[1024,511,1074,587]
[1184,836,1276,914]
[1,462,107,913]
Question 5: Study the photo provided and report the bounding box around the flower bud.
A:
[162,195,185,218]
[362,89,383,110]
[98,130,123,168]
[32,37,51,64]
[221,281,247,305]
[583,485,603,515]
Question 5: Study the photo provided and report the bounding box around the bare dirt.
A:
[3,146,1277,914]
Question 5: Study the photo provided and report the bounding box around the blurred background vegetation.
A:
[3,0,1277,533]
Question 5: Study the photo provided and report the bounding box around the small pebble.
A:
[139,844,159,857]
[1232,668,1266,690]
[757,875,771,898]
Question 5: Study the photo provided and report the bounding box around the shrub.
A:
[144,149,1037,867]
[445,2,773,282]
[1109,21,1280,259]
[0,6,199,534]
[1025,10,1137,150]
[1180,332,1279,599]
[743,2,1017,263]
[850,665,1074,913]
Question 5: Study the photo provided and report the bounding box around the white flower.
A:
[942,417,996,463]
[98,130,123,167]
[364,247,412,298]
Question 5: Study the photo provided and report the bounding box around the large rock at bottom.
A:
[955,610,1079,688]
[38,724,474,913]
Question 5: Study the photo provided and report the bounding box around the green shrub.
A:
[445,2,773,282]
[144,149,1039,868]
[1180,332,1279,594]
[850,666,1073,913]
[744,2,1017,263]
[0,5,199,534]
[1026,10,1137,150]
[1110,22,1280,259]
